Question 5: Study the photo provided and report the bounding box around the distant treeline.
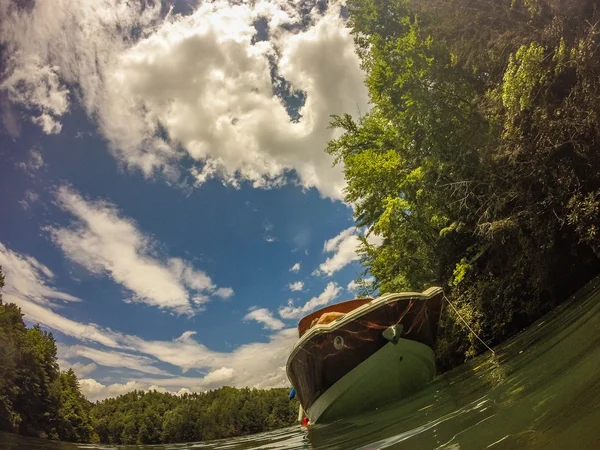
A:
[0,269,298,444]
[90,387,298,444]
[335,0,600,369]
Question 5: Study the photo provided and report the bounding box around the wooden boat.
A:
[286,287,444,424]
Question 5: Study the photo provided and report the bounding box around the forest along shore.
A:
[0,268,297,444]
[332,0,600,370]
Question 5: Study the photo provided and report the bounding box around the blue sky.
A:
[0,0,378,400]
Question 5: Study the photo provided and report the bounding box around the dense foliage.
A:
[0,268,96,442]
[90,387,298,445]
[331,0,600,370]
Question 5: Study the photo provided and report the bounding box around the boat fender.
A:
[333,335,344,350]
[301,417,310,427]
[383,324,404,344]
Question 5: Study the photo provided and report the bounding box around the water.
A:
[3,277,600,450]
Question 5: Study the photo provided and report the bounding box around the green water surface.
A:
[3,277,600,449]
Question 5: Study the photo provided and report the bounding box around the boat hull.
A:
[308,337,436,423]
[286,288,444,423]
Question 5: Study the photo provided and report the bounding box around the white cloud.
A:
[278,281,341,319]
[78,371,239,402]
[288,281,304,292]
[47,186,232,314]
[347,277,375,293]
[289,262,301,272]
[79,378,149,402]
[57,359,97,378]
[59,345,170,376]
[0,55,69,134]
[1,242,298,399]
[18,149,45,174]
[202,367,235,385]
[244,307,285,330]
[0,241,81,307]
[9,297,125,349]
[0,0,369,199]
[0,0,163,138]
[317,227,383,276]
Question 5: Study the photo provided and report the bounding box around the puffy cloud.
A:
[317,227,383,276]
[57,359,97,378]
[0,0,369,199]
[289,262,301,272]
[47,186,232,315]
[278,281,341,319]
[202,367,235,386]
[288,281,304,292]
[213,288,233,300]
[79,378,149,402]
[244,307,285,330]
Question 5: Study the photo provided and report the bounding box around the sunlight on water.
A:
[3,277,600,449]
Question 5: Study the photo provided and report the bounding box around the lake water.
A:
[3,276,600,450]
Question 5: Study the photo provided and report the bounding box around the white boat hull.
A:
[307,337,436,424]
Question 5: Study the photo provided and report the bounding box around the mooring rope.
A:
[443,295,496,356]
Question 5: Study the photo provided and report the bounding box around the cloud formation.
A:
[317,227,382,276]
[347,277,375,293]
[244,307,285,330]
[59,345,170,376]
[48,186,232,315]
[289,262,301,272]
[0,242,80,307]
[288,281,304,292]
[0,0,369,199]
[1,241,296,400]
[278,281,341,319]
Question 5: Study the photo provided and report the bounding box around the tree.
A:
[329,0,600,368]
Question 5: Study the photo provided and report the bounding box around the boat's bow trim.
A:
[287,287,443,362]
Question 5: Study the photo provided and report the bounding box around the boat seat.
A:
[310,311,345,329]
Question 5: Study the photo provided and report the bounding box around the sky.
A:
[0,0,378,402]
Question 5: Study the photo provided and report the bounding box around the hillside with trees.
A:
[0,267,298,445]
[333,0,600,369]
[0,269,96,442]
[90,387,298,444]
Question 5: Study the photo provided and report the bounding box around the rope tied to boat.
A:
[443,295,496,356]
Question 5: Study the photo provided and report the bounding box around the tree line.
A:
[0,267,298,444]
[334,0,600,369]
[90,387,298,444]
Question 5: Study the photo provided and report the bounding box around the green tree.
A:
[330,0,600,369]
[0,267,97,442]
